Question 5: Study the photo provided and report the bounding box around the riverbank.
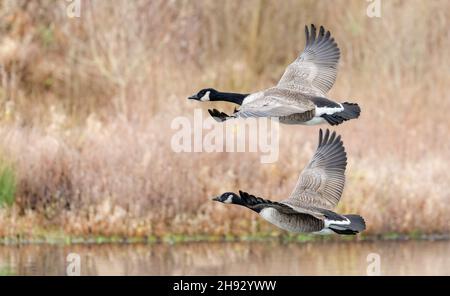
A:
[1,230,449,245]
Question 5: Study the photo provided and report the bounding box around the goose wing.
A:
[285,129,347,210]
[277,24,340,96]
[238,191,347,224]
[235,92,315,119]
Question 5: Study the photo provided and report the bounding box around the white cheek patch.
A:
[224,195,233,204]
[200,91,211,101]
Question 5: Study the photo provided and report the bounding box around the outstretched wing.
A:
[285,129,347,210]
[277,24,340,96]
[235,90,315,119]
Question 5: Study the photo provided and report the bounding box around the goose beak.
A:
[188,94,198,100]
[211,196,220,202]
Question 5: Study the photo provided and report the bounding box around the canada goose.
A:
[212,129,366,235]
[188,24,360,126]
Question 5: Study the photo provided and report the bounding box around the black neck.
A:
[211,91,248,105]
[233,200,261,213]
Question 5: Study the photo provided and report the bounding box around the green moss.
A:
[38,25,54,47]
[0,163,16,208]
[384,232,400,240]
[0,266,15,276]
[146,235,158,243]
[409,230,422,239]
[162,234,186,244]
[125,237,145,244]
[44,77,54,88]
[295,234,315,242]
[95,236,109,244]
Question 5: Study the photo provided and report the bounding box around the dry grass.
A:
[0,0,449,238]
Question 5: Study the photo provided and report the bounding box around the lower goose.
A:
[212,129,366,235]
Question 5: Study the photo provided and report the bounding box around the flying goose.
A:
[188,24,360,126]
[212,129,366,235]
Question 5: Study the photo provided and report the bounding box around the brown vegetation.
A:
[0,0,449,239]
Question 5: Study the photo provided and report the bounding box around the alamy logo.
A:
[171,109,280,163]
[366,0,382,18]
[366,253,381,276]
[66,253,81,276]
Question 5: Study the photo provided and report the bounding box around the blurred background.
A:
[0,0,449,275]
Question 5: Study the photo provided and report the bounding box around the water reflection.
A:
[0,240,449,275]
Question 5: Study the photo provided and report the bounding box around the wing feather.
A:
[277,24,340,96]
[235,95,313,119]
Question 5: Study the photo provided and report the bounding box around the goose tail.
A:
[329,214,366,235]
[321,102,361,126]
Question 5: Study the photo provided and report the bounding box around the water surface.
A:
[0,240,448,275]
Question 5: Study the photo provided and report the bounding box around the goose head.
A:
[188,88,218,101]
[212,192,241,204]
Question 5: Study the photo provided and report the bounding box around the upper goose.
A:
[188,24,360,126]
[212,129,366,235]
